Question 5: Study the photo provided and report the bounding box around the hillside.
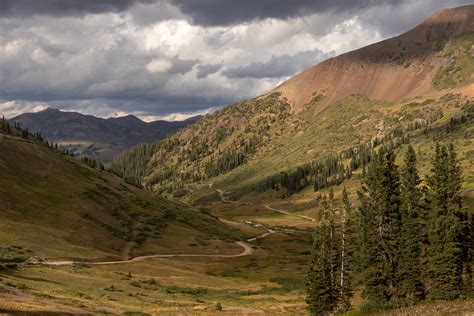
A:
[0,117,314,314]
[0,118,238,262]
[110,5,474,203]
[273,4,474,113]
[1,5,474,314]
[10,108,200,163]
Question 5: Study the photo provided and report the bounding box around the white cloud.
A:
[146,58,173,73]
[0,100,48,118]
[145,106,218,122]
[32,104,48,112]
[2,1,465,119]
[315,17,382,56]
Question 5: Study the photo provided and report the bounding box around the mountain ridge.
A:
[272,4,474,113]
[109,5,474,203]
[0,4,473,314]
[10,108,201,163]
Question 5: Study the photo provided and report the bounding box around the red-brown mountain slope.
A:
[272,5,474,113]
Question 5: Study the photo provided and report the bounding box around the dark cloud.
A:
[222,50,330,79]
[196,62,222,78]
[349,0,474,38]
[171,0,405,26]
[1,0,472,119]
[0,0,156,18]
[170,56,199,74]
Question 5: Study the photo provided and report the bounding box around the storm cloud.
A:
[223,50,330,79]
[0,0,156,17]
[171,0,407,26]
[196,63,223,79]
[0,0,471,120]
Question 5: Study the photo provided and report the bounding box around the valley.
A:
[0,122,315,313]
[0,3,473,315]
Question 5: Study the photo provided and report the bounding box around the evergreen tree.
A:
[307,219,333,315]
[307,192,340,315]
[21,128,29,139]
[357,148,401,309]
[397,145,424,300]
[339,187,354,311]
[447,144,471,293]
[425,144,465,299]
[357,153,387,306]
[381,147,401,295]
[327,189,339,303]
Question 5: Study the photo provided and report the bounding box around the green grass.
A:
[433,31,474,89]
[0,225,312,314]
[0,133,240,261]
[187,93,473,205]
[0,101,473,313]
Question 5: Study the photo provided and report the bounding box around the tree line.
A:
[307,144,472,314]
[263,100,474,200]
[1,116,109,173]
[263,124,416,198]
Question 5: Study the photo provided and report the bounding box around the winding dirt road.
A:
[42,241,253,266]
[262,204,316,222]
[217,188,316,222]
[216,189,238,204]
[247,229,275,242]
[40,188,315,266]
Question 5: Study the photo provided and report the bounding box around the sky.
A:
[0,0,471,121]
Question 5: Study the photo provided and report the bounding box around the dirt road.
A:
[42,241,253,266]
[40,189,314,266]
[262,204,316,222]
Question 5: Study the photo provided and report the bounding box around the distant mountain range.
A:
[10,108,200,163]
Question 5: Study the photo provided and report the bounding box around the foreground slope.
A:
[0,120,315,314]
[0,120,239,262]
[11,108,199,163]
[110,5,474,202]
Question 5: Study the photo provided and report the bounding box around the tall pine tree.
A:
[425,144,465,299]
[357,147,401,309]
[397,145,424,300]
[339,187,354,311]
[307,191,340,315]
[447,144,471,293]
[381,147,401,296]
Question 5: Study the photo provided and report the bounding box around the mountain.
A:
[1,5,473,314]
[0,115,314,315]
[110,5,474,204]
[10,108,200,163]
[0,117,238,262]
[272,4,474,113]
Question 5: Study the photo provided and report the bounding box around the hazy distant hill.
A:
[10,108,201,163]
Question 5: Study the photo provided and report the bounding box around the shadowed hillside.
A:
[0,118,238,262]
[10,108,200,163]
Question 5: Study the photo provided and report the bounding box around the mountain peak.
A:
[271,4,474,113]
[39,107,61,113]
[110,114,142,121]
[426,4,474,25]
[108,114,145,127]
